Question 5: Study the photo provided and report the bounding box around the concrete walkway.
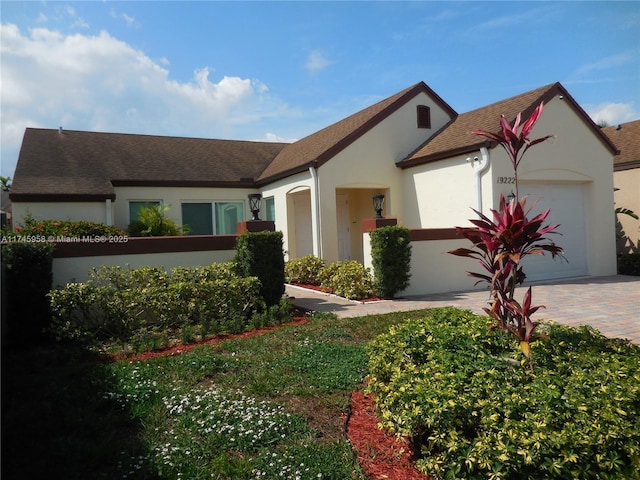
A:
[286,275,640,344]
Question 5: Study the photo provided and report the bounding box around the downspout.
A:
[105,199,113,226]
[474,146,490,213]
[309,165,322,258]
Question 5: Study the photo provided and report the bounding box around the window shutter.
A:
[417,105,431,129]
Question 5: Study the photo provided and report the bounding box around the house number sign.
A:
[497,176,515,184]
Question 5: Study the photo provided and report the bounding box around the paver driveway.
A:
[287,275,640,344]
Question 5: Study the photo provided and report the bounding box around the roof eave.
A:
[398,142,489,169]
[10,193,116,202]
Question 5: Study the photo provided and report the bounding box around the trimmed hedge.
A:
[318,260,374,300]
[285,254,326,284]
[234,231,286,307]
[48,263,264,342]
[2,242,55,344]
[366,308,640,480]
[369,225,411,298]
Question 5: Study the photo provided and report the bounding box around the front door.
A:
[336,193,351,260]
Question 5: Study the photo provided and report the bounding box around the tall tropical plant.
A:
[449,102,563,368]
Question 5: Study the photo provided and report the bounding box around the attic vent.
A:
[417,105,431,129]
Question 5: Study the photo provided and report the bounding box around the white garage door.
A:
[519,182,588,282]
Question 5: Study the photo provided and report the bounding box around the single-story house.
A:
[10,81,620,287]
[603,120,640,254]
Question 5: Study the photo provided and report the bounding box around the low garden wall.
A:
[363,225,483,297]
[51,235,237,286]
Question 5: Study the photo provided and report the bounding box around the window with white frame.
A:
[264,197,275,221]
[181,201,244,235]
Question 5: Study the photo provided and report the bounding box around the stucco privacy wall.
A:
[52,249,235,286]
[316,92,451,262]
[12,201,108,226]
[362,231,483,296]
[614,167,640,251]
[113,186,259,231]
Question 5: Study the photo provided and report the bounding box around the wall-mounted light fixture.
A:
[248,193,262,220]
[373,194,385,219]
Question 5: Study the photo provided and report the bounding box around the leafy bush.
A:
[370,225,412,298]
[318,260,374,300]
[618,253,640,276]
[366,308,640,480]
[48,263,264,342]
[2,242,55,343]
[234,231,285,307]
[13,213,126,238]
[128,204,186,237]
[285,254,325,284]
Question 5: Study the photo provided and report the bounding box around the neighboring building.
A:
[603,120,640,254]
[10,81,620,286]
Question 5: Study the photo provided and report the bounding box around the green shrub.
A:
[2,242,55,344]
[366,308,640,480]
[48,263,264,342]
[370,225,411,298]
[285,254,326,284]
[318,260,374,300]
[14,213,126,238]
[234,231,285,307]
[128,204,186,237]
[618,253,640,276]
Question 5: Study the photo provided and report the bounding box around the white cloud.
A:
[0,23,294,176]
[586,102,638,126]
[305,49,333,75]
[576,52,637,77]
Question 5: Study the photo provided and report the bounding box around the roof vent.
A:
[616,124,622,130]
[58,126,63,134]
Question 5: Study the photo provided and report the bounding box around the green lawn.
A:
[1,309,430,480]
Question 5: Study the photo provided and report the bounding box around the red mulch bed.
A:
[290,283,385,303]
[109,314,427,478]
[347,391,429,480]
[110,317,309,362]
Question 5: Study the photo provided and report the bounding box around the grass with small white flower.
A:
[3,309,429,479]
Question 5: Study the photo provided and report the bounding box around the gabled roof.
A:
[256,81,456,184]
[603,120,640,171]
[10,129,288,201]
[399,82,619,168]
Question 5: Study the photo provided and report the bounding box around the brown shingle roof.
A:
[11,129,288,201]
[603,120,640,171]
[256,81,456,183]
[399,82,618,168]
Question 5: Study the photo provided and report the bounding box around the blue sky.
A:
[1,1,639,178]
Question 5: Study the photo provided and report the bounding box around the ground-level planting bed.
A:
[367,308,640,480]
[3,307,639,479]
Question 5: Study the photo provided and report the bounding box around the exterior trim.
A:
[409,228,460,241]
[614,160,640,172]
[9,193,115,202]
[50,234,237,258]
[111,179,256,188]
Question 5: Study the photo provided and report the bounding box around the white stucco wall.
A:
[403,152,490,228]
[12,202,109,227]
[315,92,452,262]
[52,250,235,287]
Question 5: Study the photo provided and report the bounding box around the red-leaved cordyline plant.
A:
[449,101,563,369]
[472,101,555,199]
